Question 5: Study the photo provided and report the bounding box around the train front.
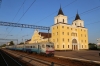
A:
[46,43,55,56]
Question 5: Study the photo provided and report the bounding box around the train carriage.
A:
[6,42,55,56]
[15,45,24,51]
[24,42,55,56]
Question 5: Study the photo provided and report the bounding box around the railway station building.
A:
[28,7,89,51]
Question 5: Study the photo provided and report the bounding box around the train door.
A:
[38,44,41,53]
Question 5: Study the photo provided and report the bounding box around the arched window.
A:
[57,19,58,23]
[63,19,64,23]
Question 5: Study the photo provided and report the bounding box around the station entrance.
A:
[72,39,78,50]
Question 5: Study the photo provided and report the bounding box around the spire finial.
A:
[77,10,78,14]
[75,11,81,20]
[57,5,64,15]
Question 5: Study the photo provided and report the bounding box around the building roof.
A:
[25,39,31,42]
[57,7,64,15]
[39,32,51,39]
[75,13,81,20]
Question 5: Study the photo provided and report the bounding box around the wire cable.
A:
[4,0,36,39]
[6,0,26,30]
[33,0,77,24]
[2,0,26,38]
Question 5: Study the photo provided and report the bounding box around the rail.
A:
[0,52,8,66]
[3,51,23,66]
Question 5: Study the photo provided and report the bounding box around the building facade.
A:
[51,7,88,50]
[28,7,89,51]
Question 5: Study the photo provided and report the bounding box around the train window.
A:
[46,45,50,47]
[33,46,35,48]
[31,46,32,48]
[42,45,45,48]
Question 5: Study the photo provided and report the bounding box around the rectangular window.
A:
[62,26,64,28]
[67,27,69,29]
[82,45,83,48]
[68,39,69,42]
[57,38,58,42]
[71,28,72,30]
[57,32,58,35]
[85,45,86,48]
[85,40,86,43]
[85,35,86,37]
[63,38,64,42]
[63,45,64,48]
[57,26,58,29]
[68,45,69,48]
[67,32,69,35]
[81,40,83,42]
[76,33,77,36]
[62,32,64,35]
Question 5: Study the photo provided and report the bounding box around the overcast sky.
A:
[0,0,100,44]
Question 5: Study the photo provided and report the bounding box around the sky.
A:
[0,0,100,45]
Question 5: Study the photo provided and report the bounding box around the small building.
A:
[28,29,52,44]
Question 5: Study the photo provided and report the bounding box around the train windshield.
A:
[51,45,54,48]
[46,45,50,47]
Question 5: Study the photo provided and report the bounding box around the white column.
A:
[78,43,79,50]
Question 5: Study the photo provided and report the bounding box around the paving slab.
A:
[55,50,100,62]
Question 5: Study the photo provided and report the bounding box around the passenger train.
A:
[6,42,55,56]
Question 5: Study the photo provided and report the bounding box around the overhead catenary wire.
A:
[22,0,77,37]
[4,0,36,39]
[6,0,26,30]
[69,5,100,20]
[18,0,100,38]
[2,0,26,38]
[33,0,77,24]
[2,0,100,42]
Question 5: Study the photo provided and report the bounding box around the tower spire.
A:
[57,5,64,15]
[75,11,81,20]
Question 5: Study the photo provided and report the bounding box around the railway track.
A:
[0,51,8,66]
[0,49,26,66]
[3,49,63,66]
[2,49,100,66]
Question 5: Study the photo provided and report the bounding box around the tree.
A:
[9,41,14,46]
[88,43,97,50]
[0,44,6,48]
[19,42,24,45]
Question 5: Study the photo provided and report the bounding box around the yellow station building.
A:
[27,7,89,51]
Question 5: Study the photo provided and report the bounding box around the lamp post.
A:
[22,35,28,44]
[97,38,100,45]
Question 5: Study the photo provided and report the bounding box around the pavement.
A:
[55,50,100,62]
